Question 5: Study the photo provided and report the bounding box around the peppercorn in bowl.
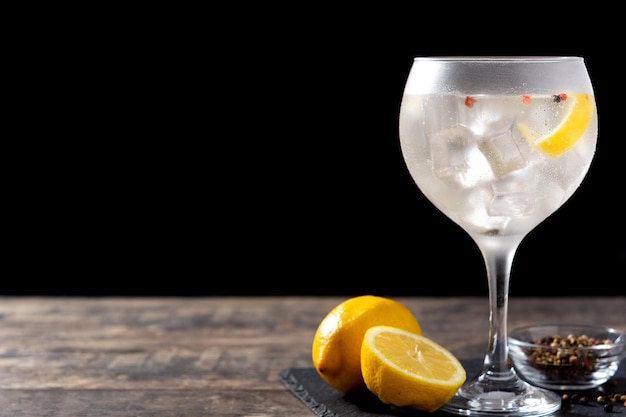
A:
[509,324,626,390]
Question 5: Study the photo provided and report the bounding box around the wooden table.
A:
[0,296,624,416]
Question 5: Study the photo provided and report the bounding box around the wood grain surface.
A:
[0,296,624,416]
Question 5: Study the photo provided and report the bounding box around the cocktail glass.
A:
[399,57,598,416]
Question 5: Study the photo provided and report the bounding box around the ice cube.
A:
[460,186,511,231]
[424,95,462,137]
[478,131,528,178]
[536,150,588,212]
[429,125,474,186]
[536,178,567,215]
[552,149,588,193]
[488,173,536,217]
[429,124,496,188]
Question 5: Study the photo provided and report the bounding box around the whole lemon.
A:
[311,295,422,393]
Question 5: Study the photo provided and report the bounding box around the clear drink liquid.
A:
[399,92,597,236]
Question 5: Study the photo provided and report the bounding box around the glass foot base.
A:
[440,378,561,416]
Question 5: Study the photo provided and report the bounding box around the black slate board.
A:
[280,358,626,416]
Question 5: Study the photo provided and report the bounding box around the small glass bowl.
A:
[509,324,626,390]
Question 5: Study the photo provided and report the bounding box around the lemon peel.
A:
[517,93,594,158]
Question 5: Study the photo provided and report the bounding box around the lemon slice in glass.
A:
[517,93,594,158]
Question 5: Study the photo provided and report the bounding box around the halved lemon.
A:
[361,325,466,413]
[517,93,594,158]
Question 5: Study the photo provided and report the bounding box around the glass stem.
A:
[472,233,525,385]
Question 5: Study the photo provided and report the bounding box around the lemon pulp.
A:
[361,325,466,413]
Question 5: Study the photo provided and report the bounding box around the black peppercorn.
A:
[523,333,612,379]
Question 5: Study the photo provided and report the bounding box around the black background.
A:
[7,12,625,296]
